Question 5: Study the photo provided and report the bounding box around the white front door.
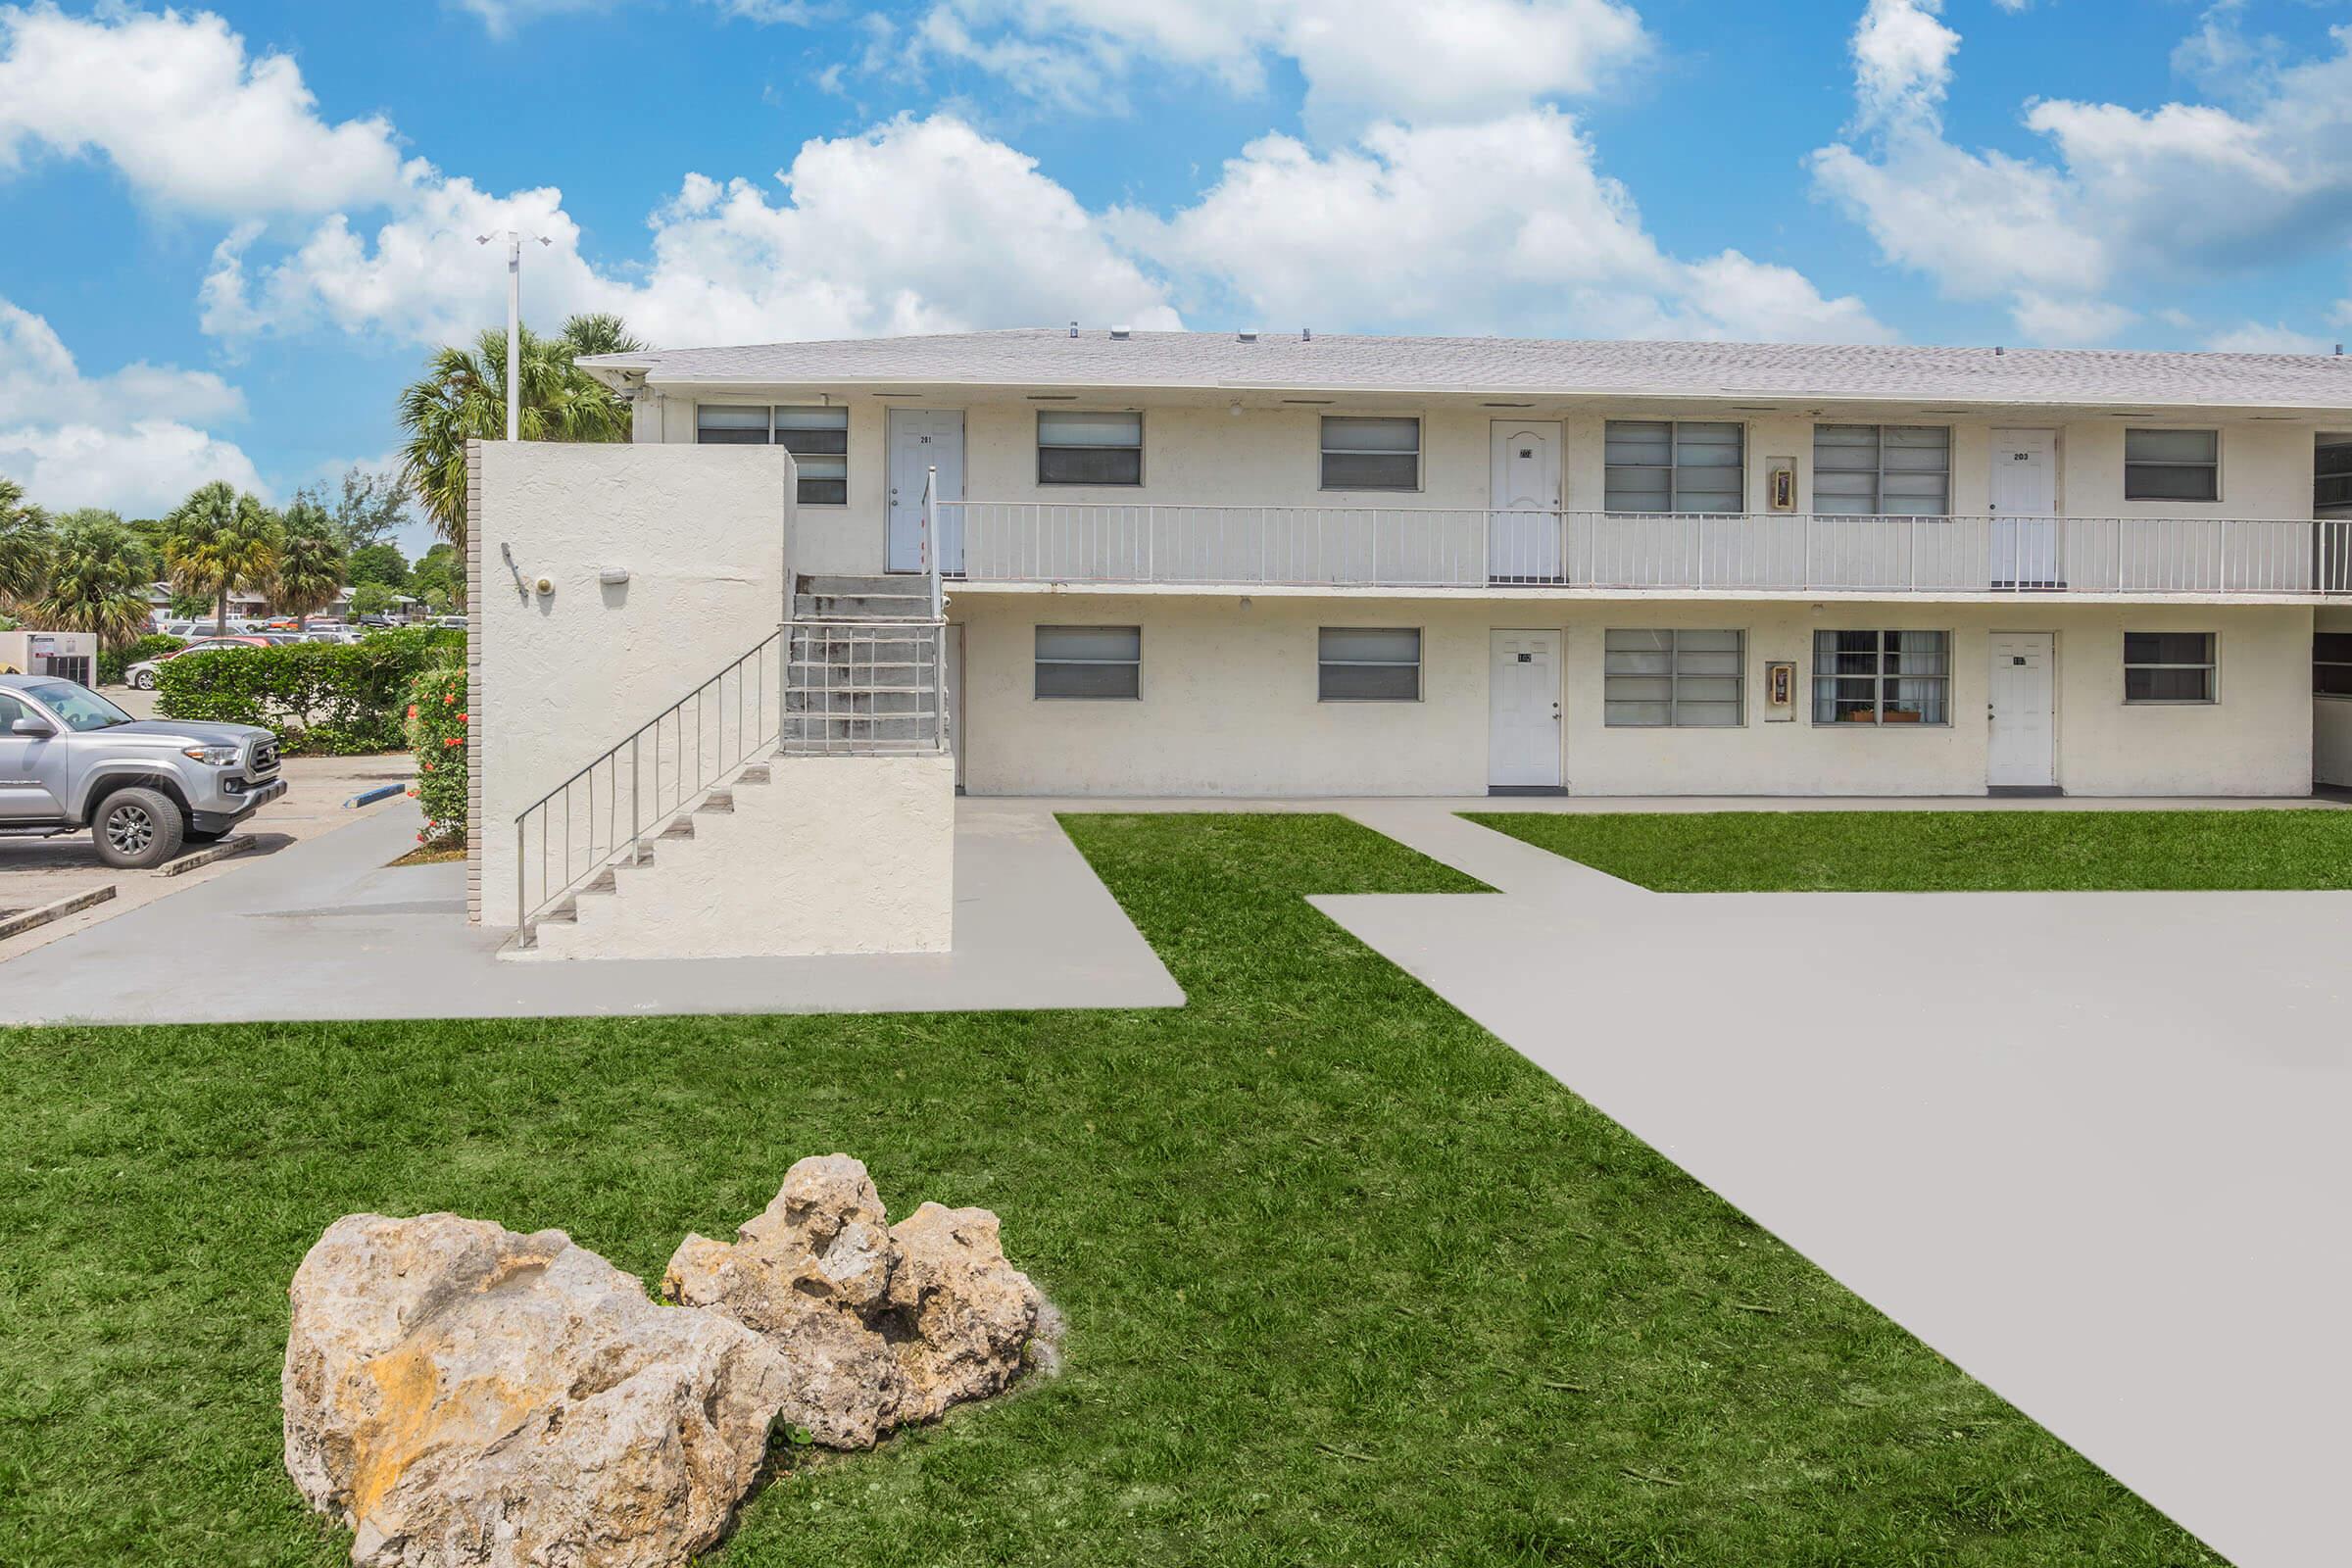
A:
[1489,630,1562,789]
[1987,632,2056,790]
[1989,428,2059,587]
[888,410,965,573]
[1489,421,1563,581]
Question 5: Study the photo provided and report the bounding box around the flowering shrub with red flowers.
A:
[403,662,468,849]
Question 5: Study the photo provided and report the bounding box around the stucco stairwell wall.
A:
[466,441,791,929]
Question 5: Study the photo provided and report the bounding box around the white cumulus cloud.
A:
[0,3,411,218]
[902,0,1648,132]
[0,297,263,514]
[1812,0,2352,344]
[202,115,1184,350]
[1121,112,1890,342]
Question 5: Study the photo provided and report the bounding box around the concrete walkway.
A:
[1306,801,2348,1568]
[0,797,1180,1023]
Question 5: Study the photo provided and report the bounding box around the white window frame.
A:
[2123,428,2221,504]
[1317,626,1422,702]
[694,403,850,507]
[1811,424,1952,515]
[1602,421,1747,514]
[2123,630,2218,705]
[1034,625,1142,701]
[1812,629,1952,726]
[1037,411,1144,488]
[1318,416,1422,493]
[1602,629,1746,727]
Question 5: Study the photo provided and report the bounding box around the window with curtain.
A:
[1812,425,1950,514]
[1813,630,1950,724]
[1320,416,1420,491]
[695,404,850,505]
[2124,429,2220,501]
[2124,631,2216,703]
[1034,625,1142,699]
[1603,629,1744,726]
[1602,421,1744,513]
[1038,411,1143,485]
[1318,627,1421,700]
[2317,632,2352,697]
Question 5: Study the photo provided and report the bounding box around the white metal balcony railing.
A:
[930,502,2352,598]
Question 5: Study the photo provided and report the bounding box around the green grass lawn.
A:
[0,814,2219,1566]
[1468,807,2352,893]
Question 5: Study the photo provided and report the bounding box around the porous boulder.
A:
[283,1212,793,1568]
[663,1155,1051,1447]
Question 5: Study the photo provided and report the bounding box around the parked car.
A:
[433,615,466,630]
[301,628,360,645]
[0,675,284,869]
[125,635,270,690]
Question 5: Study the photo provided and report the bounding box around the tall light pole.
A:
[476,230,551,442]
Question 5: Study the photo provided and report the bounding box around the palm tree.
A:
[0,475,52,613]
[396,315,641,563]
[270,495,348,620]
[33,514,154,647]
[165,481,282,634]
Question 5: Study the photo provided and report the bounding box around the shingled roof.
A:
[577,328,2352,411]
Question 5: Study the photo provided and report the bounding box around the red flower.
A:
[443,736,461,747]
[458,712,467,723]
[407,705,418,719]
[416,832,425,844]
[444,693,455,705]
[421,760,434,772]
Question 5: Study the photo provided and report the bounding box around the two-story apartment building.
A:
[574,329,2352,800]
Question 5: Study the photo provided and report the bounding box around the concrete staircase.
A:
[783,573,945,754]
[522,752,956,960]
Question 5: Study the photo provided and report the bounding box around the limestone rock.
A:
[662,1155,1050,1447]
[886,1201,1048,1421]
[283,1212,792,1568]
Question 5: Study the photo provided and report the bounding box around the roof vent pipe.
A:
[1069,321,1078,338]
[1238,328,1259,342]
[1994,345,2005,356]
[1110,325,1131,340]
[1302,326,1312,342]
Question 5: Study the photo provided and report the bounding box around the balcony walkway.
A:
[937,503,2352,602]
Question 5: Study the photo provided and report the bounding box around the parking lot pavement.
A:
[0,698,416,959]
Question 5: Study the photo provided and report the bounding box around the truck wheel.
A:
[92,787,186,870]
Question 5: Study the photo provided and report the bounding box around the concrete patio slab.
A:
[0,797,1180,1023]
[1308,800,2349,1568]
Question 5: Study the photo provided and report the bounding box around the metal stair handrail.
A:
[512,628,782,946]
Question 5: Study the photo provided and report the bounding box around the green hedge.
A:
[100,633,187,686]
[154,628,465,755]
[404,663,467,847]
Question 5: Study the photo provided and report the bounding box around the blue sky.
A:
[5,0,2352,554]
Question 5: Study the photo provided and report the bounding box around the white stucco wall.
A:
[527,755,955,959]
[471,442,791,928]
[951,593,2314,798]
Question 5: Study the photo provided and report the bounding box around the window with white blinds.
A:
[1603,629,1744,726]
[1038,412,1143,485]
[1602,421,1744,513]
[1812,425,1950,514]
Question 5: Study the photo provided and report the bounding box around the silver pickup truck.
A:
[0,675,286,869]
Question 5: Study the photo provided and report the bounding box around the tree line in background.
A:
[0,468,407,648]
[0,310,640,649]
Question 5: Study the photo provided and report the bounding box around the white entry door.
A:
[888,410,965,574]
[1489,421,1563,581]
[1989,428,2059,588]
[1987,632,2056,790]
[1489,630,1563,789]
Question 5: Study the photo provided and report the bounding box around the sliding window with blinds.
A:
[1812,425,1950,514]
[1602,421,1744,513]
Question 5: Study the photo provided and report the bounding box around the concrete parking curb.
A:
[0,884,117,942]
[159,834,258,878]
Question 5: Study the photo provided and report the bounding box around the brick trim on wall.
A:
[465,439,483,925]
